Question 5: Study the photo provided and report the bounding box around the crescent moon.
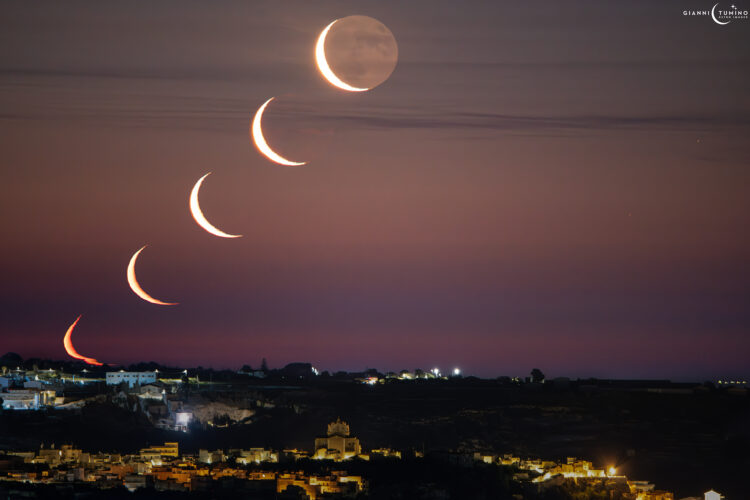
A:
[711,3,730,24]
[251,97,307,166]
[315,20,370,92]
[190,173,241,238]
[63,315,103,366]
[127,246,178,305]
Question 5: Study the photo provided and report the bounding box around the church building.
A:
[314,418,362,461]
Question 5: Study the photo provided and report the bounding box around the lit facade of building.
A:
[277,472,363,500]
[198,449,224,464]
[0,389,56,410]
[370,448,401,459]
[235,448,278,464]
[140,442,179,461]
[106,371,157,388]
[314,419,362,461]
[636,492,674,500]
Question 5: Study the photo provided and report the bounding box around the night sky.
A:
[2,1,749,380]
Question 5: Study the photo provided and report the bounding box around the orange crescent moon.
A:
[63,315,103,366]
[127,246,178,306]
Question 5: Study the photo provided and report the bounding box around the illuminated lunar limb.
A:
[127,246,178,305]
[189,172,242,238]
[314,16,398,92]
[315,20,370,92]
[251,97,307,166]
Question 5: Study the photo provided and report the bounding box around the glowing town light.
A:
[453,368,461,376]
[431,367,440,376]
[608,466,616,476]
[176,412,191,426]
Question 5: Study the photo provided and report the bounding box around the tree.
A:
[261,358,269,372]
[531,368,545,383]
[0,352,23,367]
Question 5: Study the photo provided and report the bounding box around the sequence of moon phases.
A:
[316,16,398,92]
[63,315,103,366]
[190,172,242,238]
[127,246,178,306]
[252,97,307,166]
[65,15,400,361]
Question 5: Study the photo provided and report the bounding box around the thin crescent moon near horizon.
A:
[251,97,307,166]
[189,173,242,238]
[63,315,103,366]
[711,3,730,24]
[127,246,178,306]
[315,20,370,92]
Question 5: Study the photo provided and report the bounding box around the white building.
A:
[1,389,56,410]
[106,371,157,388]
[174,412,192,432]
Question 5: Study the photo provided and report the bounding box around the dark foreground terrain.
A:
[2,377,748,498]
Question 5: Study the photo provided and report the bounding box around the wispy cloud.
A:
[289,105,750,134]
[2,70,749,135]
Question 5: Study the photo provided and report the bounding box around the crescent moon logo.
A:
[127,246,178,305]
[251,97,307,166]
[63,315,103,366]
[315,20,370,92]
[189,173,242,238]
[711,3,731,24]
